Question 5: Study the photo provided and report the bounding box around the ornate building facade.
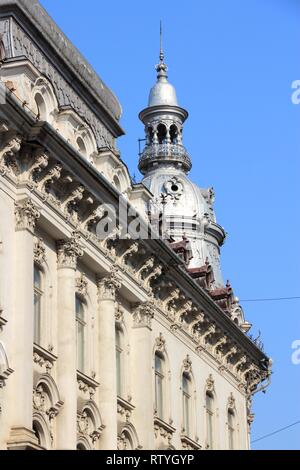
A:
[0,0,271,450]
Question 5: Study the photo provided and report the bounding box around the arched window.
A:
[34,93,47,121]
[154,352,165,420]
[157,124,167,144]
[169,124,178,144]
[116,326,124,397]
[76,137,87,157]
[182,373,191,436]
[77,443,87,450]
[206,392,214,449]
[113,175,121,192]
[228,408,235,449]
[76,296,86,372]
[34,264,43,344]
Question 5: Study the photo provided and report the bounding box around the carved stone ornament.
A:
[34,237,46,266]
[155,333,166,353]
[76,273,88,298]
[183,355,192,374]
[115,303,124,323]
[228,392,236,410]
[15,198,40,232]
[0,135,22,176]
[97,267,122,301]
[56,231,84,269]
[206,374,215,393]
[132,301,155,329]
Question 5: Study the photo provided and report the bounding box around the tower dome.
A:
[138,26,226,287]
[148,68,178,107]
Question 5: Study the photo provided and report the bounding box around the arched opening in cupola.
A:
[157,123,167,144]
[170,124,178,144]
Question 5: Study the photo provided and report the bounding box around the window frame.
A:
[34,263,44,345]
[206,391,214,450]
[75,295,86,373]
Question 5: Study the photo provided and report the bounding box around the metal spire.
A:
[159,20,164,63]
[156,21,168,79]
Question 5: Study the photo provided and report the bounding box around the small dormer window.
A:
[76,137,87,157]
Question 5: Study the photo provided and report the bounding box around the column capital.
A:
[97,267,121,301]
[132,300,155,329]
[15,198,40,233]
[56,231,84,269]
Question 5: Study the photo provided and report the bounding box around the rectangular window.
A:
[182,374,191,435]
[155,353,164,420]
[34,265,43,344]
[206,393,214,449]
[76,296,85,372]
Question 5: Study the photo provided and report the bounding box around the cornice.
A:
[0,0,124,136]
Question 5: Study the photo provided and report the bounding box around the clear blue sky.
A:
[40,0,300,449]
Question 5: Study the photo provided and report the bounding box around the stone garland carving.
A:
[77,408,104,447]
[33,382,63,444]
[10,20,115,149]
[117,402,132,423]
[154,422,173,446]
[15,198,40,232]
[33,351,53,374]
[56,231,84,269]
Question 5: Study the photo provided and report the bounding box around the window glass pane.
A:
[33,265,42,344]
[207,410,213,449]
[182,374,189,394]
[116,348,121,396]
[155,373,163,419]
[206,393,214,449]
[183,393,190,435]
[34,265,42,288]
[228,410,234,450]
[34,292,41,343]
[155,353,162,373]
[76,296,84,320]
[77,320,84,371]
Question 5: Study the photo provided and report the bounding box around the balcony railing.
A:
[138,143,192,172]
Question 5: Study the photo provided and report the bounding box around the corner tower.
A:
[139,28,226,287]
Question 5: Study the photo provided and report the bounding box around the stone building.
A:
[0,0,271,450]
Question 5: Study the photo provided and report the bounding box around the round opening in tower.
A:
[171,184,179,192]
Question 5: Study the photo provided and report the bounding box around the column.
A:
[97,268,121,450]
[8,198,40,449]
[131,301,155,450]
[56,232,84,450]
